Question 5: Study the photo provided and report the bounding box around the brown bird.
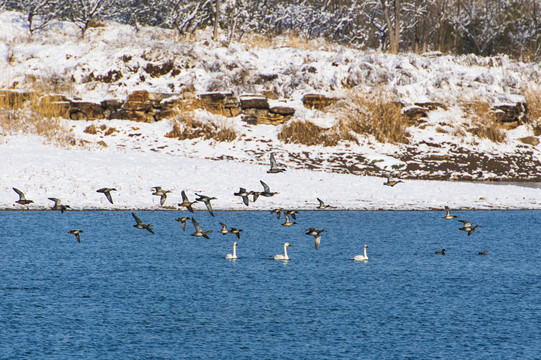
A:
[178,190,197,213]
[13,187,34,207]
[48,197,70,213]
[175,216,190,231]
[97,187,116,204]
[132,212,154,234]
[68,230,83,243]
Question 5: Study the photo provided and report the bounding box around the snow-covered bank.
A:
[2,136,540,211]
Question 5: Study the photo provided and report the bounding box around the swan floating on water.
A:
[226,242,238,259]
[353,244,368,261]
[274,242,291,260]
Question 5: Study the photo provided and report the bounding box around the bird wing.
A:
[13,187,25,200]
[48,197,61,205]
[206,201,214,216]
[444,206,451,215]
[181,190,189,202]
[317,198,324,206]
[220,223,228,231]
[104,191,114,204]
[315,235,320,250]
[458,220,471,227]
[132,212,143,225]
[192,218,202,232]
[269,153,277,168]
[260,180,270,192]
[241,195,249,206]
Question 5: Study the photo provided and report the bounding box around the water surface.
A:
[0,210,539,359]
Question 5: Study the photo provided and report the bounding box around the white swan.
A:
[353,244,368,261]
[274,242,291,260]
[226,242,238,259]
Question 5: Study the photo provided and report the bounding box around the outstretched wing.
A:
[192,218,203,232]
[132,212,143,225]
[269,153,277,168]
[260,180,270,192]
[12,187,25,200]
[181,190,189,202]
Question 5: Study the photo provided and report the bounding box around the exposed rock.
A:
[269,106,295,116]
[302,94,340,110]
[69,101,104,120]
[199,91,239,117]
[517,136,539,146]
[492,102,527,124]
[240,95,269,109]
[402,105,428,122]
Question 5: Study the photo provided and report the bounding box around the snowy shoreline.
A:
[3,136,541,212]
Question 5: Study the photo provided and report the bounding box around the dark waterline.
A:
[0,210,539,359]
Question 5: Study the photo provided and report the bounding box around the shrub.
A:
[337,88,409,144]
[463,100,506,143]
[165,115,237,142]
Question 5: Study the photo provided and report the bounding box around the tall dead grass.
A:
[524,87,541,125]
[165,113,237,142]
[0,84,74,146]
[279,88,408,146]
[338,89,409,144]
[462,100,506,143]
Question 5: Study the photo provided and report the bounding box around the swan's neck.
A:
[364,247,367,258]
[283,245,289,259]
[233,244,237,258]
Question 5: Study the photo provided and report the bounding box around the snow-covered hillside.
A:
[2,11,541,211]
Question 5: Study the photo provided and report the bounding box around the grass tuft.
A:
[462,100,506,143]
[165,115,237,142]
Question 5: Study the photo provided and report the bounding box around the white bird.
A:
[353,244,368,261]
[274,242,291,260]
[226,242,238,260]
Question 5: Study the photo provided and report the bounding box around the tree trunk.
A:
[213,0,221,40]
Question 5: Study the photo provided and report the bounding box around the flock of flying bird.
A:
[10,153,486,259]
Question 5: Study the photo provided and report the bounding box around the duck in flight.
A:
[97,187,116,204]
[305,228,326,250]
[178,190,197,213]
[152,186,171,206]
[191,218,211,239]
[218,222,230,235]
[230,227,243,239]
[383,173,403,187]
[282,213,297,226]
[48,197,70,213]
[234,187,250,206]
[267,153,286,173]
[270,208,284,219]
[175,216,190,231]
[259,180,278,197]
[68,230,83,243]
[316,198,334,210]
[12,187,34,207]
[195,193,216,216]
[458,220,480,236]
[442,206,457,219]
[132,212,154,234]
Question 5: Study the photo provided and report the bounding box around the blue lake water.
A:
[0,210,539,359]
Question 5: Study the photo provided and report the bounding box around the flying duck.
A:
[48,197,70,213]
[96,187,116,204]
[191,218,211,239]
[152,186,172,206]
[178,190,197,213]
[195,193,216,216]
[267,153,286,173]
[132,212,154,234]
[68,230,83,243]
[12,187,34,207]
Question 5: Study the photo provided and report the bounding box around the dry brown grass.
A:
[338,88,409,144]
[524,87,541,124]
[279,88,409,146]
[462,100,506,143]
[165,114,237,142]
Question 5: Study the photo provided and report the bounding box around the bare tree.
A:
[61,0,117,39]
